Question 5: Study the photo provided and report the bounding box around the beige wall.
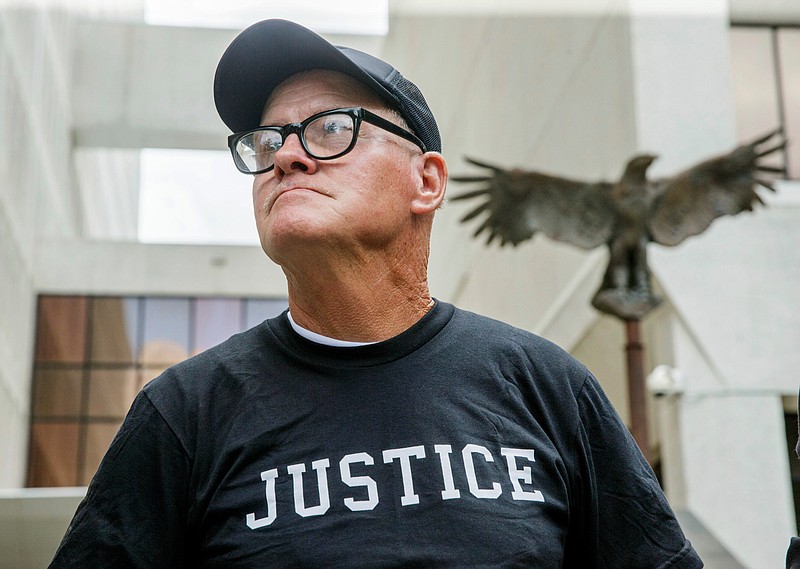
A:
[0,7,81,488]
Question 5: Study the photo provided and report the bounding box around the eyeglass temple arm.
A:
[361,109,427,153]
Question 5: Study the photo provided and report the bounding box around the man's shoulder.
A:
[443,304,591,393]
[139,320,281,448]
[449,304,576,359]
[143,320,274,400]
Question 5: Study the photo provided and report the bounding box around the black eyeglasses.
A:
[227,107,427,175]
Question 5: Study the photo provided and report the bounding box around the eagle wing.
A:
[450,157,618,249]
[647,129,785,247]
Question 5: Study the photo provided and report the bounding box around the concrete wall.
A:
[0,7,81,488]
[34,240,288,298]
[0,0,148,489]
[628,3,799,566]
[650,197,800,568]
[389,6,639,329]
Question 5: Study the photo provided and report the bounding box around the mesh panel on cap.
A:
[389,74,441,153]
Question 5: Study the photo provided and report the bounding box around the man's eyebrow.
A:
[259,111,284,126]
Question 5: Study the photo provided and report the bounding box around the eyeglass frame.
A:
[227,106,427,175]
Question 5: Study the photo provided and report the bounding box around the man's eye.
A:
[321,117,352,135]
[324,119,349,134]
[257,133,281,151]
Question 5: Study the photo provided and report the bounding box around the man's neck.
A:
[282,252,434,343]
[286,284,434,343]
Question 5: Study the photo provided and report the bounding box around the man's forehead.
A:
[262,69,387,119]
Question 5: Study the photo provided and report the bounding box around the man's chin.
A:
[260,222,335,264]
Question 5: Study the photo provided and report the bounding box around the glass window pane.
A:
[141,297,190,366]
[28,294,296,489]
[35,296,88,363]
[245,298,288,329]
[80,422,122,485]
[193,298,241,353]
[729,28,782,168]
[90,297,140,364]
[87,368,140,419]
[32,369,83,418]
[778,29,800,178]
[27,422,79,487]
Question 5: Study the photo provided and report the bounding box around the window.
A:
[730,25,800,178]
[27,294,287,487]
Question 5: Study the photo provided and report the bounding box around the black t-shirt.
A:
[49,301,702,568]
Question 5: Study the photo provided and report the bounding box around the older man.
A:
[49,19,702,568]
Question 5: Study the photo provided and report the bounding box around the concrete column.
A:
[628,1,797,566]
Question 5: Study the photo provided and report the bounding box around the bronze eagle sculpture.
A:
[451,130,785,320]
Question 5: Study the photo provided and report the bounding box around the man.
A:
[788,411,800,569]
[50,19,702,568]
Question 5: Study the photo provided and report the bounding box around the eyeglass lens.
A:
[234,112,357,173]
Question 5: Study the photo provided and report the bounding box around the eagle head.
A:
[621,154,658,186]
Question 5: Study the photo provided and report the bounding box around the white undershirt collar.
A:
[287,311,377,347]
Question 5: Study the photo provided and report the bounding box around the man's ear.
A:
[410,152,448,215]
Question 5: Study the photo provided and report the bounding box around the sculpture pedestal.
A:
[625,319,651,464]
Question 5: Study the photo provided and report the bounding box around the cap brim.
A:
[214,19,396,133]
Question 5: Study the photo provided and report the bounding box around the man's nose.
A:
[272,133,316,176]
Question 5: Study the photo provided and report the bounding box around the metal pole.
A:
[624,319,651,463]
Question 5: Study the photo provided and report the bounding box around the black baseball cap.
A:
[213,19,442,153]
